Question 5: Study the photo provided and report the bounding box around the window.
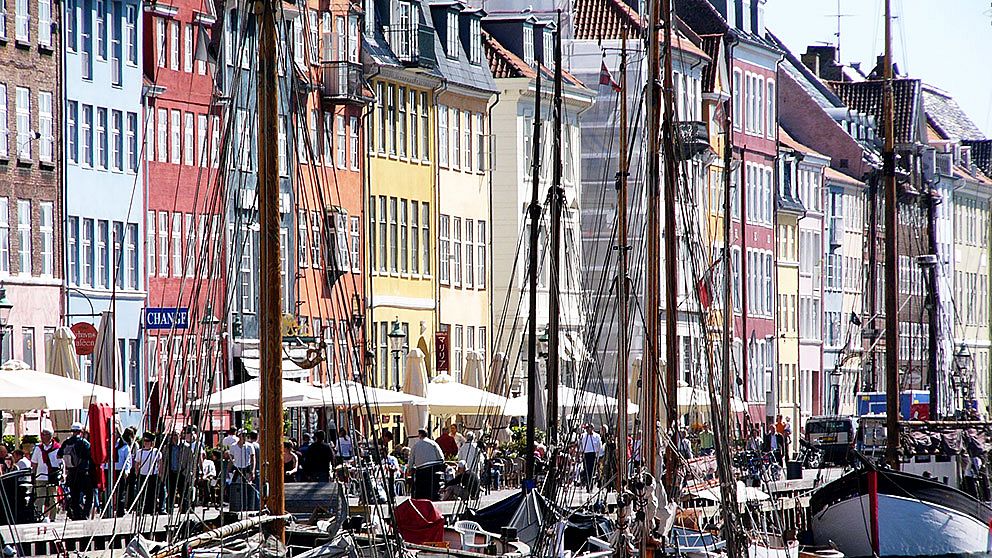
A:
[349,116,359,169]
[439,214,450,284]
[67,216,77,283]
[453,216,462,287]
[183,112,194,165]
[170,21,179,70]
[184,213,194,278]
[278,116,288,174]
[400,200,408,273]
[194,113,207,168]
[38,0,51,46]
[410,200,419,274]
[309,109,319,165]
[170,109,180,163]
[126,5,137,64]
[96,220,108,287]
[146,210,155,277]
[438,106,448,167]
[156,108,167,162]
[210,115,219,166]
[0,85,7,158]
[465,219,473,288]
[475,113,485,171]
[732,69,742,129]
[469,17,481,64]
[81,218,93,285]
[336,114,345,167]
[171,213,181,277]
[368,196,376,272]
[15,0,28,41]
[66,0,76,50]
[321,111,332,165]
[157,211,168,276]
[38,202,55,276]
[349,216,360,273]
[462,110,471,170]
[156,18,166,67]
[15,87,30,160]
[445,11,458,58]
[110,1,121,84]
[389,197,398,272]
[420,92,429,161]
[376,82,385,153]
[451,109,460,169]
[378,196,387,272]
[766,80,775,139]
[95,0,105,59]
[96,107,107,168]
[112,110,123,171]
[22,327,35,369]
[0,199,9,274]
[240,227,254,312]
[38,91,53,162]
[453,325,463,377]
[310,211,321,268]
[523,25,534,65]
[184,23,193,72]
[387,85,396,155]
[16,200,29,275]
[421,202,430,275]
[477,221,486,289]
[409,91,419,160]
[81,0,92,77]
[396,87,407,157]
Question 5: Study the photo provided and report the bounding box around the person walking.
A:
[110,427,134,516]
[304,431,333,482]
[699,423,715,456]
[228,430,257,510]
[58,422,93,520]
[456,431,481,473]
[336,428,355,465]
[763,423,784,466]
[132,432,164,514]
[578,424,602,492]
[409,429,445,500]
[163,431,183,510]
[31,428,62,522]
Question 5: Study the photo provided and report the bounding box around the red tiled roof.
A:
[484,31,585,87]
[573,0,643,40]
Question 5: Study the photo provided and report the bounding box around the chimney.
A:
[801,45,843,81]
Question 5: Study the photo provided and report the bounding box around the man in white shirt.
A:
[456,431,481,473]
[228,430,258,511]
[31,428,62,521]
[579,424,603,491]
[132,432,164,514]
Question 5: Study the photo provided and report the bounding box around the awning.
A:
[241,356,311,379]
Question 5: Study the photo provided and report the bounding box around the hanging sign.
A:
[71,322,99,355]
[435,332,450,372]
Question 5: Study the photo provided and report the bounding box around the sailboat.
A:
[807,1,992,556]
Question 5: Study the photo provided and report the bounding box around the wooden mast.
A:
[257,0,285,539]
[547,9,563,450]
[615,30,630,499]
[882,0,900,471]
[642,0,662,502]
[660,0,680,496]
[525,62,544,485]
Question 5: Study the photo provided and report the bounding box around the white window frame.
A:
[0,85,8,159]
[183,111,194,165]
[15,0,29,42]
[16,200,30,276]
[15,87,30,161]
[38,0,52,47]
[38,91,53,162]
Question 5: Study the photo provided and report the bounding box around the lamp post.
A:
[954,345,974,417]
[0,284,13,362]
[388,318,405,391]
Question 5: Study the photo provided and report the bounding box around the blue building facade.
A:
[63,0,146,424]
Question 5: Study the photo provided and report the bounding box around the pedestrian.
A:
[630,431,643,474]
[456,431,481,473]
[578,424,602,491]
[110,427,134,516]
[336,428,355,465]
[409,429,445,500]
[221,427,238,450]
[600,426,617,490]
[58,422,93,520]
[283,441,299,484]
[30,428,61,522]
[303,430,333,482]
[132,432,164,514]
[163,431,183,510]
[436,424,459,458]
[177,426,201,512]
[440,461,480,501]
[763,423,784,466]
[677,428,693,460]
[13,449,31,471]
[782,417,793,459]
[699,423,715,456]
[199,449,220,508]
[0,444,12,474]
[228,429,257,510]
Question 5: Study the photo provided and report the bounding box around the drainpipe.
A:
[486,88,500,369]
[432,77,449,346]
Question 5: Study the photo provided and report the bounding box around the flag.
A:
[599,61,621,92]
[696,278,712,309]
[850,311,862,326]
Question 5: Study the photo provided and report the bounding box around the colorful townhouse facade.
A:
[0,0,62,372]
[291,0,367,389]
[363,0,440,391]
[141,0,226,426]
[485,15,594,394]
[63,0,146,424]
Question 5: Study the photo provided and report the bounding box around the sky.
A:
[765,0,992,138]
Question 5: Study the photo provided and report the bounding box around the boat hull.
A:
[811,474,992,557]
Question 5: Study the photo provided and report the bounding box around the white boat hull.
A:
[812,492,991,557]
[748,538,799,558]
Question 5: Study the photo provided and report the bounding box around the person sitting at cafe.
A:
[441,461,480,501]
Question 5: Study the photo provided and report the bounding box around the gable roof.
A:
[922,84,986,141]
[829,79,924,146]
[483,31,584,87]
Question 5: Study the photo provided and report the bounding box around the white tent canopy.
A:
[504,385,639,417]
[194,378,324,410]
[0,363,132,411]
[688,481,770,503]
[425,372,509,415]
[315,381,427,413]
[402,348,430,434]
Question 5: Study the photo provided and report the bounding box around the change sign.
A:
[144,307,190,330]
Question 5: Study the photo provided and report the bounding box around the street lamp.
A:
[388,318,405,391]
[0,284,12,361]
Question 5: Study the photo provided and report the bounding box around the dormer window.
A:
[543,28,553,65]
[523,25,534,66]
[468,17,481,65]
[446,11,459,58]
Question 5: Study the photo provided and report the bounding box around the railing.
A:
[383,24,436,66]
[676,120,709,160]
[320,61,366,104]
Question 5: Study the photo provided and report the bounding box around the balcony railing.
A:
[320,61,368,105]
[676,120,709,160]
[383,24,436,67]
